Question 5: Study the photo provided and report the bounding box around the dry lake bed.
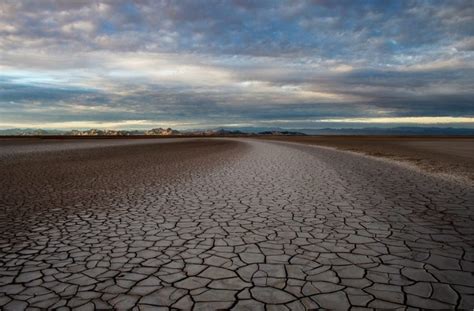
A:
[0,137,473,309]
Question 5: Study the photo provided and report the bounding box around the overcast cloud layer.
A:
[1,0,473,129]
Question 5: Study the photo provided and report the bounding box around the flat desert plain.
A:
[261,136,474,183]
[0,137,473,309]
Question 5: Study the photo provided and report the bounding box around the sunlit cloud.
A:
[318,117,474,124]
[0,120,199,130]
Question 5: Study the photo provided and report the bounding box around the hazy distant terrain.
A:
[2,126,474,136]
[1,138,473,309]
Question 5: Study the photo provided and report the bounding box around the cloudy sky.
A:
[1,0,473,130]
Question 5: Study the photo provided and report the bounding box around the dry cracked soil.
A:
[0,138,473,310]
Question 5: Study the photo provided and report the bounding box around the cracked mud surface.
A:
[260,136,474,183]
[1,138,473,310]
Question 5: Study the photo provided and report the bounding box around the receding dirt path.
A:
[259,136,474,182]
[0,138,473,309]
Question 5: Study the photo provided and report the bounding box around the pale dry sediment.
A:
[0,138,473,309]
[258,136,474,183]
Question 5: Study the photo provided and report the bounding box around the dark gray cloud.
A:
[0,0,473,129]
[3,0,471,57]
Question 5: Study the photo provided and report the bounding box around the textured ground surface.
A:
[0,138,473,310]
[260,136,474,182]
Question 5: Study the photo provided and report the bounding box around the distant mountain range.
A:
[0,127,306,137]
[1,127,473,136]
[216,126,474,136]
